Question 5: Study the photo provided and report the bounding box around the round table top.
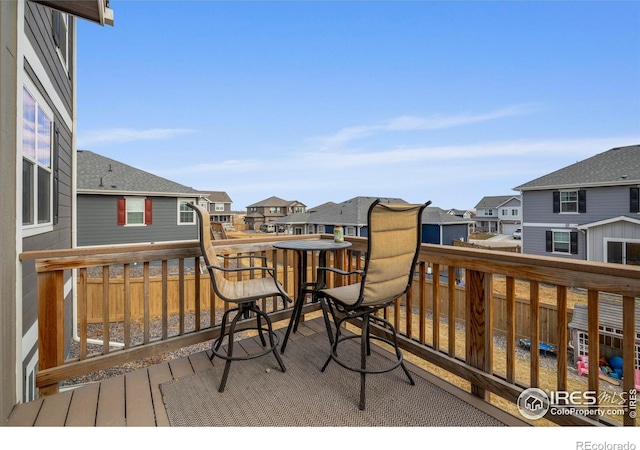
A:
[272,239,352,252]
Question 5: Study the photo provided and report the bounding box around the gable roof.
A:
[201,191,232,203]
[77,150,202,197]
[514,144,640,191]
[246,196,305,208]
[474,195,521,209]
[423,207,473,225]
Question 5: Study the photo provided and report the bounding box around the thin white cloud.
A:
[78,128,196,147]
[314,104,541,150]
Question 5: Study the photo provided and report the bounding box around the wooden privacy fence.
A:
[84,265,295,323]
[415,278,572,347]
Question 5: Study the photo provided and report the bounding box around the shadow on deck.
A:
[7,318,528,427]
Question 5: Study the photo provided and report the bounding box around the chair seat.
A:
[221,277,287,303]
[319,283,362,307]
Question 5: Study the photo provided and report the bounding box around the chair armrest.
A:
[316,266,364,277]
[207,264,277,277]
[216,254,269,264]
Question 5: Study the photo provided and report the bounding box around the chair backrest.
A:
[188,203,233,300]
[358,199,431,307]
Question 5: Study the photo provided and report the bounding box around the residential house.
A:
[514,144,640,263]
[0,0,113,419]
[274,196,472,244]
[474,195,521,234]
[200,191,233,223]
[77,150,205,246]
[447,208,477,233]
[245,196,306,231]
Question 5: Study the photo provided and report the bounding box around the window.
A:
[631,187,639,213]
[178,199,195,224]
[117,197,152,226]
[486,209,493,216]
[269,207,281,214]
[553,190,586,213]
[52,11,69,72]
[546,230,578,254]
[501,209,508,215]
[511,209,518,216]
[606,240,640,266]
[214,203,224,212]
[22,87,53,229]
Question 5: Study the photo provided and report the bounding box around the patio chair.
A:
[314,198,431,410]
[188,203,291,392]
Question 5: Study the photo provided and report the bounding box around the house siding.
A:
[77,195,199,246]
[588,221,640,262]
[19,1,76,403]
[521,186,638,259]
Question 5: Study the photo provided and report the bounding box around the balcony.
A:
[10,235,640,427]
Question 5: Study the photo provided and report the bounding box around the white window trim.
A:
[124,197,146,227]
[214,203,224,212]
[54,12,70,75]
[551,229,571,254]
[178,199,196,225]
[559,190,580,214]
[21,81,54,237]
[604,237,640,265]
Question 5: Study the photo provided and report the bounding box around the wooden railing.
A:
[23,235,640,426]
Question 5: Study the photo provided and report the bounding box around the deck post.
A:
[37,271,65,396]
[465,269,491,399]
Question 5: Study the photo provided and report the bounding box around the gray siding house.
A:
[201,191,233,223]
[474,195,521,234]
[514,144,640,264]
[0,0,113,418]
[77,150,204,246]
[274,196,471,244]
[245,196,306,231]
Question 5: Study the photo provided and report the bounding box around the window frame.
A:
[22,84,54,237]
[125,197,146,226]
[214,203,224,212]
[178,199,196,225]
[52,11,70,75]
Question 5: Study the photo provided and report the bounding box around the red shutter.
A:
[117,198,126,225]
[145,198,152,225]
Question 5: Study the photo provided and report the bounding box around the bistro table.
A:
[273,238,352,353]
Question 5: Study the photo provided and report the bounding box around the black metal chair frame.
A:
[314,198,430,410]
[188,203,290,392]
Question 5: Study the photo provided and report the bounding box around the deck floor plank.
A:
[147,362,172,427]
[96,375,125,426]
[188,351,214,373]
[34,390,72,426]
[168,356,196,380]
[7,398,43,426]
[65,382,99,426]
[5,318,528,427]
[125,369,156,426]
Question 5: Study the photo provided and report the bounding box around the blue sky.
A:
[76,0,640,210]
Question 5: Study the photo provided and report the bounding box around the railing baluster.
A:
[419,261,426,345]
[194,256,201,331]
[432,264,440,351]
[529,280,540,387]
[622,295,636,426]
[124,263,131,348]
[102,266,110,355]
[506,276,516,383]
[557,286,569,392]
[162,260,168,340]
[143,261,150,344]
[447,265,456,357]
[78,268,88,360]
[179,258,185,335]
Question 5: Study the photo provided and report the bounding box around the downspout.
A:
[69,18,122,349]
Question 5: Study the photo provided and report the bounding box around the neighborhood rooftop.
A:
[514,144,640,191]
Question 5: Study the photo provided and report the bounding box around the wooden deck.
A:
[7,318,528,427]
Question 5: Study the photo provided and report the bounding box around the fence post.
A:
[465,269,492,399]
[37,270,65,396]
